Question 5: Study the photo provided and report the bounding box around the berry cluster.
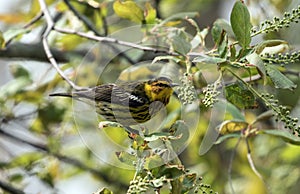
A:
[261,93,300,136]
[251,5,300,35]
[127,176,150,194]
[193,177,217,194]
[202,81,221,108]
[261,51,300,66]
[177,73,196,105]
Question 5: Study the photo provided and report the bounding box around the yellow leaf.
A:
[145,2,156,24]
[113,0,144,23]
[218,120,248,135]
[0,14,25,24]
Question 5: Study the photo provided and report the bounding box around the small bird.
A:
[49,77,178,127]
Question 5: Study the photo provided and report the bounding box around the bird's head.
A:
[144,77,178,104]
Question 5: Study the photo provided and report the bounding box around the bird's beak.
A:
[170,83,180,87]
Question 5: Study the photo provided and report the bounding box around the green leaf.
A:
[96,188,114,194]
[193,54,226,64]
[157,165,185,179]
[144,154,164,170]
[225,82,258,109]
[115,151,136,166]
[260,129,300,145]
[168,29,191,55]
[246,53,267,83]
[212,19,235,43]
[169,120,190,153]
[0,31,5,48]
[9,64,31,79]
[265,65,297,90]
[31,103,66,133]
[9,152,44,168]
[145,2,156,24]
[217,31,228,58]
[113,0,144,24]
[0,77,32,99]
[182,173,197,192]
[252,110,274,125]
[225,102,246,121]
[3,28,30,43]
[215,133,241,144]
[230,1,252,48]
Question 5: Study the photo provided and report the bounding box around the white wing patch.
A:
[129,94,144,103]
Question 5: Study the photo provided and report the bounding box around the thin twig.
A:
[38,0,84,90]
[54,26,177,55]
[63,0,102,36]
[62,0,135,64]
[245,139,264,181]
[23,11,44,29]
[228,138,241,194]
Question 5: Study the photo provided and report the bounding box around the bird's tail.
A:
[49,92,73,98]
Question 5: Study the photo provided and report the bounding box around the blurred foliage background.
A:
[0,0,300,194]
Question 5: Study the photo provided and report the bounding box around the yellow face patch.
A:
[144,81,174,104]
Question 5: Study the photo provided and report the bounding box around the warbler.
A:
[49,77,178,126]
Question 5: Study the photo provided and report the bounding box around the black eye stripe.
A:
[155,82,170,87]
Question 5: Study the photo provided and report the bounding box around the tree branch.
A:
[0,127,128,191]
[0,180,25,194]
[0,43,80,62]
[54,26,177,55]
[38,0,84,90]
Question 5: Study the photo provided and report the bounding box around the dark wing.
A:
[72,84,115,103]
[74,83,146,107]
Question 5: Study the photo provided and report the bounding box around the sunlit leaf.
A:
[152,56,181,64]
[265,65,297,90]
[260,129,300,145]
[230,1,252,48]
[218,120,248,135]
[97,188,114,194]
[255,40,288,55]
[0,14,26,24]
[9,152,44,168]
[113,0,144,24]
[145,2,156,24]
[3,28,30,43]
